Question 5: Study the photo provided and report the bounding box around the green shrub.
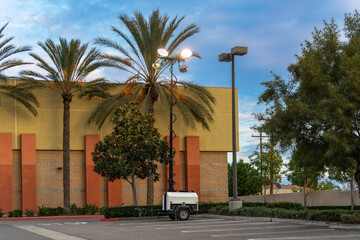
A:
[0,208,4,217]
[38,205,62,216]
[234,206,360,224]
[308,206,360,211]
[268,201,304,211]
[306,210,343,222]
[341,214,358,224]
[198,202,227,214]
[209,205,229,215]
[100,206,108,215]
[85,203,99,215]
[70,203,86,215]
[242,202,267,208]
[8,209,22,217]
[242,201,304,210]
[103,205,162,219]
[24,209,35,217]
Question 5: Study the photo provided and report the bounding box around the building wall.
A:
[11,149,228,209]
[0,84,234,211]
[0,84,238,152]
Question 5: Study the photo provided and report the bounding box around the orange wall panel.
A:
[85,135,100,206]
[0,133,13,212]
[108,180,122,206]
[21,134,37,213]
[165,136,180,191]
[185,136,200,199]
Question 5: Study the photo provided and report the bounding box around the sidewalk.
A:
[198,214,360,230]
[0,215,104,221]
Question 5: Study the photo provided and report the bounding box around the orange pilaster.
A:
[107,180,122,207]
[21,134,37,213]
[165,136,180,191]
[0,133,13,212]
[185,136,200,199]
[85,135,100,207]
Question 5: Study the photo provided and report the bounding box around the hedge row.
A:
[102,205,162,218]
[242,201,304,211]
[242,202,360,211]
[233,207,360,224]
[102,202,228,218]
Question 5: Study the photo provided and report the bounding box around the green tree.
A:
[92,102,168,206]
[249,142,283,200]
[92,10,215,205]
[257,11,360,197]
[228,160,262,197]
[21,38,111,212]
[328,161,356,210]
[315,180,340,191]
[0,23,39,115]
[286,155,322,209]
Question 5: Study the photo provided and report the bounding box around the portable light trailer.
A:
[150,48,198,221]
[162,191,198,221]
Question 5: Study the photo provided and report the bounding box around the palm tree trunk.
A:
[62,93,72,213]
[146,99,155,205]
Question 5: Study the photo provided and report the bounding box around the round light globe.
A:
[180,49,192,59]
[157,48,169,57]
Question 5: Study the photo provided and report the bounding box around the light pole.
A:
[219,46,247,200]
[153,48,192,192]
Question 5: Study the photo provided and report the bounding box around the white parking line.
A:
[156,221,278,230]
[211,228,333,238]
[139,220,244,228]
[15,225,87,240]
[118,218,224,226]
[247,233,360,240]
[182,225,303,233]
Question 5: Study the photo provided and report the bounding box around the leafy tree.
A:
[286,152,323,209]
[0,23,39,115]
[249,142,283,200]
[257,11,360,197]
[21,38,111,212]
[228,160,262,197]
[92,102,168,206]
[315,180,340,191]
[328,161,357,210]
[92,10,215,205]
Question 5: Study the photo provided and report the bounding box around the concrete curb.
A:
[198,214,360,230]
[0,215,104,222]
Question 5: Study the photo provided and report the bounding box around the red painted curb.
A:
[100,218,118,222]
[0,215,105,221]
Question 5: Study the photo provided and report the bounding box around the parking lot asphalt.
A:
[1,216,360,240]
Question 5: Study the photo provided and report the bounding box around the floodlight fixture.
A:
[180,49,192,59]
[157,48,169,57]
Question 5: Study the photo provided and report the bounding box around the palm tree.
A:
[21,38,111,212]
[0,23,39,115]
[91,10,216,205]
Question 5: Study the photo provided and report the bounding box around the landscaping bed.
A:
[207,201,360,224]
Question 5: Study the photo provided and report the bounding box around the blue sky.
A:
[1,0,360,165]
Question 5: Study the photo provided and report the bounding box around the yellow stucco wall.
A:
[1,82,238,152]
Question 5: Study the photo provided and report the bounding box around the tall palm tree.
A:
[0,23,39,115]
[21,38,111,212]
[91,10,216,205]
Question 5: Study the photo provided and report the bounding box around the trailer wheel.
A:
[169,214,175,221]
[177,208,190,221]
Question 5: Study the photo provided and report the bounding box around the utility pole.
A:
[252,130,269,201]
[270,144,274,195]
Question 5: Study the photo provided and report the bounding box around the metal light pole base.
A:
[229,198,243,212]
